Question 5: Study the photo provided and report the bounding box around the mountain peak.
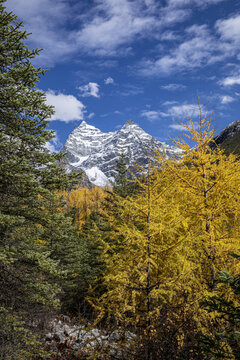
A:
[76,120,99,132]
[121,120,137,130]
[125,120,134,126]
[79,120,87,127]
[61,121,180,187]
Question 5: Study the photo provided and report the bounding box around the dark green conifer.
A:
[0,1,77,357]
[113,151,131,197]
[201,253,240,360]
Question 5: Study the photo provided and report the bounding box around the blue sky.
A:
[5,0,240,151]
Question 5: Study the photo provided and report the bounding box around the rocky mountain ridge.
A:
[60,120,181,187]
[213,120,240,155]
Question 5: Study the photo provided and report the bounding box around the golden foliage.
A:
[65,186,108,229]
[86,113,240,359]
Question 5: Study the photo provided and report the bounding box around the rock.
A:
[60,120,181,187]
[45,317,136,356]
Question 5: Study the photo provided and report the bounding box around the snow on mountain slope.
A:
[85,167,110,187]
[60,120,180,187]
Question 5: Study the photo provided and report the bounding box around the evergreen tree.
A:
[200,252,240,360]
[113,151,132,197]
[0,1,77,357]
[60,186,108,314]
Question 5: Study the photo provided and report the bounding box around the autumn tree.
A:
[169,111,240,292]
[86,155,194,359]
[66,186,107,229]
[161,108,240,357]
[84,106,240,359]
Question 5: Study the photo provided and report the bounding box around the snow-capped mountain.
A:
[60,120,181,187]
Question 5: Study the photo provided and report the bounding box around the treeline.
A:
[1,1,240,359]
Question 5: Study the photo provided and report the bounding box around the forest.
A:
[1,1,240,359]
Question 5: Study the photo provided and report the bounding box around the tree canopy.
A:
[0,1,78,357]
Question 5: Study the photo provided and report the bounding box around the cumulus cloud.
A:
[45,90,85,122]
[78,82,100,98]
[45,142,57,153]
[221,75,240,86]
[104,77,114,84]
[45,131,61,153]
[220,95,235,104]
[216,14,240,44]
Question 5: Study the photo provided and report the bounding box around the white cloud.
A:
[141,110,168,121]
[167,0,225,7]
[141,103,201,122]
[169,121,199,131]
[119,84,144,96]
[6,0,228,65]
[216,14,240,44]
[45,142,57,153]
[88,112,95,119]
[75,0,222,57]
[76,0,157,56]
[162,83,186,91]
[169,124,186,131]
[220,95,235,104]
[6,0,76,65]
[221,75,240,86]
[78,82,100,98]
[162,100,178,106]
[104,77,114,84]
[139,24,231,76]
[160,31,180,41]
[138,15,240,77]
[167,104,200,118]
[45,90,85,122]
[45,131,61,153]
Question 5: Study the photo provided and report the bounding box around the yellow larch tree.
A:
[65,186,107,229]
[86,108,240,360]
[169,113,240,294]
[88,157,195,359]
[161,110,240,356]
